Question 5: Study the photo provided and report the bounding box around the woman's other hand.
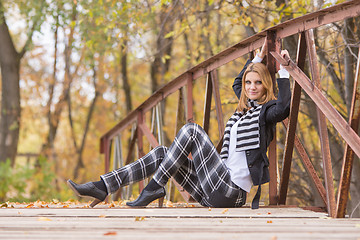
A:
[278,50,290,71]
[280,50,290,59]
[258,39,268,59]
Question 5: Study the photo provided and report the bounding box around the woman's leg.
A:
[152,122,245,206]
[101,146,168,194]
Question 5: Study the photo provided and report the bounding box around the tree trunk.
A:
[72,63,100,179]
[342,18,357,115]
[41,9,59,164]
[0,5,21,165]
[149,0,179,145]
[40,2,77,161]
[121,30,132,114]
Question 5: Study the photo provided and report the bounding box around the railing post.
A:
[306,29,336,217]
[336,45,360,218]
[279,32,306,205]
[203,73,213,133]
[137,110,145,192]
[210,70,225,137]
[104,137,111,174]
[186,73,194,122]
[267,30,281,205]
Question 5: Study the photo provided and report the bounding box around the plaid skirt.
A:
[101,123,246,207]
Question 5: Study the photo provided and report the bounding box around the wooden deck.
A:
[0,202,359,239]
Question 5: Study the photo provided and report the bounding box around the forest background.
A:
[1,0,360,217]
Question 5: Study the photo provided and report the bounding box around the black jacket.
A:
[232,59,291,207]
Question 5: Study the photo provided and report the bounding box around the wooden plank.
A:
[1,207,360,240]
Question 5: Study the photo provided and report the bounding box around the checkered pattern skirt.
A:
[101,123,246,207]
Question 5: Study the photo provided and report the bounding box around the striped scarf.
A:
[220,100,262,160]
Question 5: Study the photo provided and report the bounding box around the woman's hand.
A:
[281,50,290,59]
[258,39,268,59]
[279,50,290,71]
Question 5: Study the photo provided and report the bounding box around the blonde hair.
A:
[237,62,276,112]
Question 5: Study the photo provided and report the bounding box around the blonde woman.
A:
[68,40,291,209]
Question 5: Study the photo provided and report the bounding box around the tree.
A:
[0,0,46,165]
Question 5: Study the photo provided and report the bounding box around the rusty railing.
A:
[100,0,360,218]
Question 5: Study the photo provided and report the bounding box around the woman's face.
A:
[244,71,265,101]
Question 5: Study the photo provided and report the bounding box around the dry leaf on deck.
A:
[221,208,228,214]
[38,217,52,221]
[135,216,146,221]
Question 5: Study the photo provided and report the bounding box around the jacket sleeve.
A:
[232,59,252,99]
[264,78,291,124]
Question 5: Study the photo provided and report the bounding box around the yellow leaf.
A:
[0,202,8,208]
[38,217,52,221]
[164,31,175,39]
[99,215,106,218]
[221,208,228,214]
[135,216,146,221]
[26,203,34,208]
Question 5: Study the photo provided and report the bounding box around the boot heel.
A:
[90,198,102,208]
[158,196,164,208]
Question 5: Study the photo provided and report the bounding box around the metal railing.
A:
[100,0,360,217]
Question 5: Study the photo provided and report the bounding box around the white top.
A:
[224,118,253,192]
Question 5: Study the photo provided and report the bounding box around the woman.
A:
[67,40,291,209]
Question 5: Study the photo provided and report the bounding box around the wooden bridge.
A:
[0,203,360,239]
[99,0,360,218]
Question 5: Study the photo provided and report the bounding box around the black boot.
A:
[67,179,107,208]
[126,187,166,207]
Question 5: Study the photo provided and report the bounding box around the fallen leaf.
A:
[26,203,34,208]
[208,208,212,211]
[38,217,52,221]
[109,203,115,208]
[99,215,106,218]
[0,202,8,208]
[267,212,271,215]
[270,236,277,240]
[267,220,273,223]
[135,216,146,221]
[104,231,117,236]
[221,208,228,214]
